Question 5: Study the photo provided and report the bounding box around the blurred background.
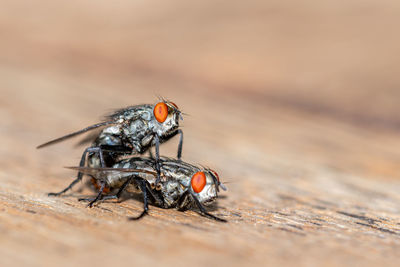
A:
[2,0,400,174]
[2,0,400,178]
[1,1,400,267]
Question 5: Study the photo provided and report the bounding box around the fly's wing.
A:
[37,104,150,149]
[37,121,115,149]
[65,166,157,178]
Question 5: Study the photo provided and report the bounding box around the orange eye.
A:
[191,171,207,193]
[154,102,168,123]
[169,102,179,110]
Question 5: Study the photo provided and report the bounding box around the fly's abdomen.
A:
[95,125,123,147]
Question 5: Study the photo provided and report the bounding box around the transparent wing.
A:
[65,166,157,177]
[37,121,115,149]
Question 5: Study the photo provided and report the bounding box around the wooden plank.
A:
[1,1,400,266]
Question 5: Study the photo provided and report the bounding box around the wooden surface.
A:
[1,1,400,266]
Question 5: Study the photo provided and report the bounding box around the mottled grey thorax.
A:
[93,105,155,154]
[161,178,185,208]
[123,118,153,153]
[158,159,199,208]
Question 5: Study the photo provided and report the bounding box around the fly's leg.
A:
[177,191,191,211]
[79,175,117,203]
[146,183,164,207]
[84,175,136,203]
[97,175,135,202]
[100,195,118,201]
[176,129,183,160]
[78,195,117,202]
[164,129,184,160]
[191,193,227,222]
[48,146,106,196]
[148,149,154,159]
[154,134,162,186]
[80,178,163,209]
[153,130,183,184]
[129,180,149,220]
[87,182,106,208]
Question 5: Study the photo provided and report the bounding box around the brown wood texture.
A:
[1,1,400,266]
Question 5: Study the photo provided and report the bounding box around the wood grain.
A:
[1,1,400,266]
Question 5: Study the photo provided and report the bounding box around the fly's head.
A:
[151,101,181,137]
[189,169,224,205]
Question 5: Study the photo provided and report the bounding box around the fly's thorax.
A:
[123,119,147,137]
[111,104,153,121]
[122,117,153,153]
[159,179,185,208]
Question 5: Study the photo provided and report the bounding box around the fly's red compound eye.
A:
[169,102,179,110]
[191,171,206,193]
[154,102,168,123]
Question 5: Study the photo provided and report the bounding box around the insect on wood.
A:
[37,100,184,196]
[68,157,227,222]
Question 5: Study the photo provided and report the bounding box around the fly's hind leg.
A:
[79,175,116,204]
[48,146,106,196]
[86,182,106,208]
[94,175,135,202]
[79,195,117,203]
[81,176,162,209]
[129,179,149,220]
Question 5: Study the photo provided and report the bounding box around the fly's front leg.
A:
[48,146,106,196]
[190,193,227,222]
[165,129,184,160]
[128,180,149,220]
[176,129,183,160]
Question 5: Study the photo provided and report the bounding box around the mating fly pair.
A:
[38,100,226,222]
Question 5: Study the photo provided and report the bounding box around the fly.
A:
[68,157,227,222]
[37,100,184,196]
